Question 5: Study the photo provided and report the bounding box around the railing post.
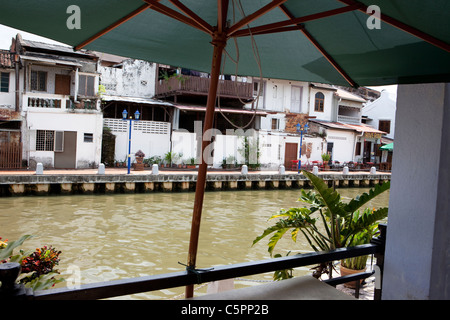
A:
[371,223,387,300]
[0,263,32,300]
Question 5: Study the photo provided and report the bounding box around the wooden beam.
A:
[227,0,288,37]
[279,4,358,88]
[168,0,213,34]
[217,0,229,34]
[234,24,303,37]
[75,3,153,50]
[232,4,361,38]
[143,0,212,35]
[338,0,450,53]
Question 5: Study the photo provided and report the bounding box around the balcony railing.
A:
[104,118,171,135]
[337,115,361,125]
[24,93,98,111]
[1,225,386,300]
[155,75,253,100]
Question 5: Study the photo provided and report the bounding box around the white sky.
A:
[1,24,397,99]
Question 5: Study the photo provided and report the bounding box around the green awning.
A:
[1,0,450,87]
[381,143,394,151]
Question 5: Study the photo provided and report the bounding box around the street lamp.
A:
[296,122,309,173]
[122,109,141,174]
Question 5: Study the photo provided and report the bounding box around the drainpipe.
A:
[74,67,80,103]
[14,53,20,112]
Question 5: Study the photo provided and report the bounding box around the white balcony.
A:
[24,93,98,112]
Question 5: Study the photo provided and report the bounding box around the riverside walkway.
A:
[0,167,391,196]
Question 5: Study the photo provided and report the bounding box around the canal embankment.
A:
[0,166,391,196]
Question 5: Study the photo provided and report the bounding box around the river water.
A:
[0,188,389,299]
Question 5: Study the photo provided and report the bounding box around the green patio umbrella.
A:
[381,142,394,151]
[1,0,449,298]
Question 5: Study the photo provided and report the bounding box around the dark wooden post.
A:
[371,223,387,300]
[185,30,227,298]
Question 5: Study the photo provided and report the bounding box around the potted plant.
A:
[187,157,196,169]
[339,217,379,287]
[321,153,331,169]
[0,235,64,290]
[164,151,178,167]
[253,171,389,282]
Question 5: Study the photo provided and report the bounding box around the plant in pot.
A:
[187,157,196,169]
[0,235,64,291]
[339,212,381,287]
[321,153,331,169]
[253,170,389,283]
[164,151,182,168]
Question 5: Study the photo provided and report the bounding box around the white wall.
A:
[363,90,397,139]
[308,88,335,121]
[25,110,103,168]
[0,68,16,109]
[326,129,356,163]
[383,83,450,299]
[171,129,288,170]
[99,59,157,98]
[107,119,171,162]
[247,78,309,113]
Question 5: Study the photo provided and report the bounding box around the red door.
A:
[284,142,298,168]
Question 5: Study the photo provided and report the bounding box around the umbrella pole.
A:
[185,31,226,298]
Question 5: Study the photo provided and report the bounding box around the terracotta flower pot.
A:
[340,265,366,288]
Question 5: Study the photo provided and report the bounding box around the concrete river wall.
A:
[0,169,391,196]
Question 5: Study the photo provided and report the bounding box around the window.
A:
[36,130,55,151]
[36,130,64,151]
[253,81,264,97]
[379,120,391,134]
[314,92,325,112]
[78,74,95,96]
[84,133,93,143]
[0,72,9,92]
[31,71,47,91]
[271,118,279,130]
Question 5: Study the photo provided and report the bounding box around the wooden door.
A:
[284,142,298,168]
[54,131,77,168]
[55,74,71,95]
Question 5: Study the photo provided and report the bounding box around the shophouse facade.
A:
[3,35,104,169]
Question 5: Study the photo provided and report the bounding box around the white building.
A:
[362,90,396,140]
[12,35,104,169]
[99,55,174,163]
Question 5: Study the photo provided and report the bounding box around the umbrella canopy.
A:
[381,142,394,150]
[1,0,449,298]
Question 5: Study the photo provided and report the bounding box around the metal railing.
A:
[1,225,386,300]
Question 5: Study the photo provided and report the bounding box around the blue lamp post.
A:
[122,109,141,174]
[296,122,309,173]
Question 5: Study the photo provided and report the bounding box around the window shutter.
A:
[29,130,36,151]
[54,131,64,152]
